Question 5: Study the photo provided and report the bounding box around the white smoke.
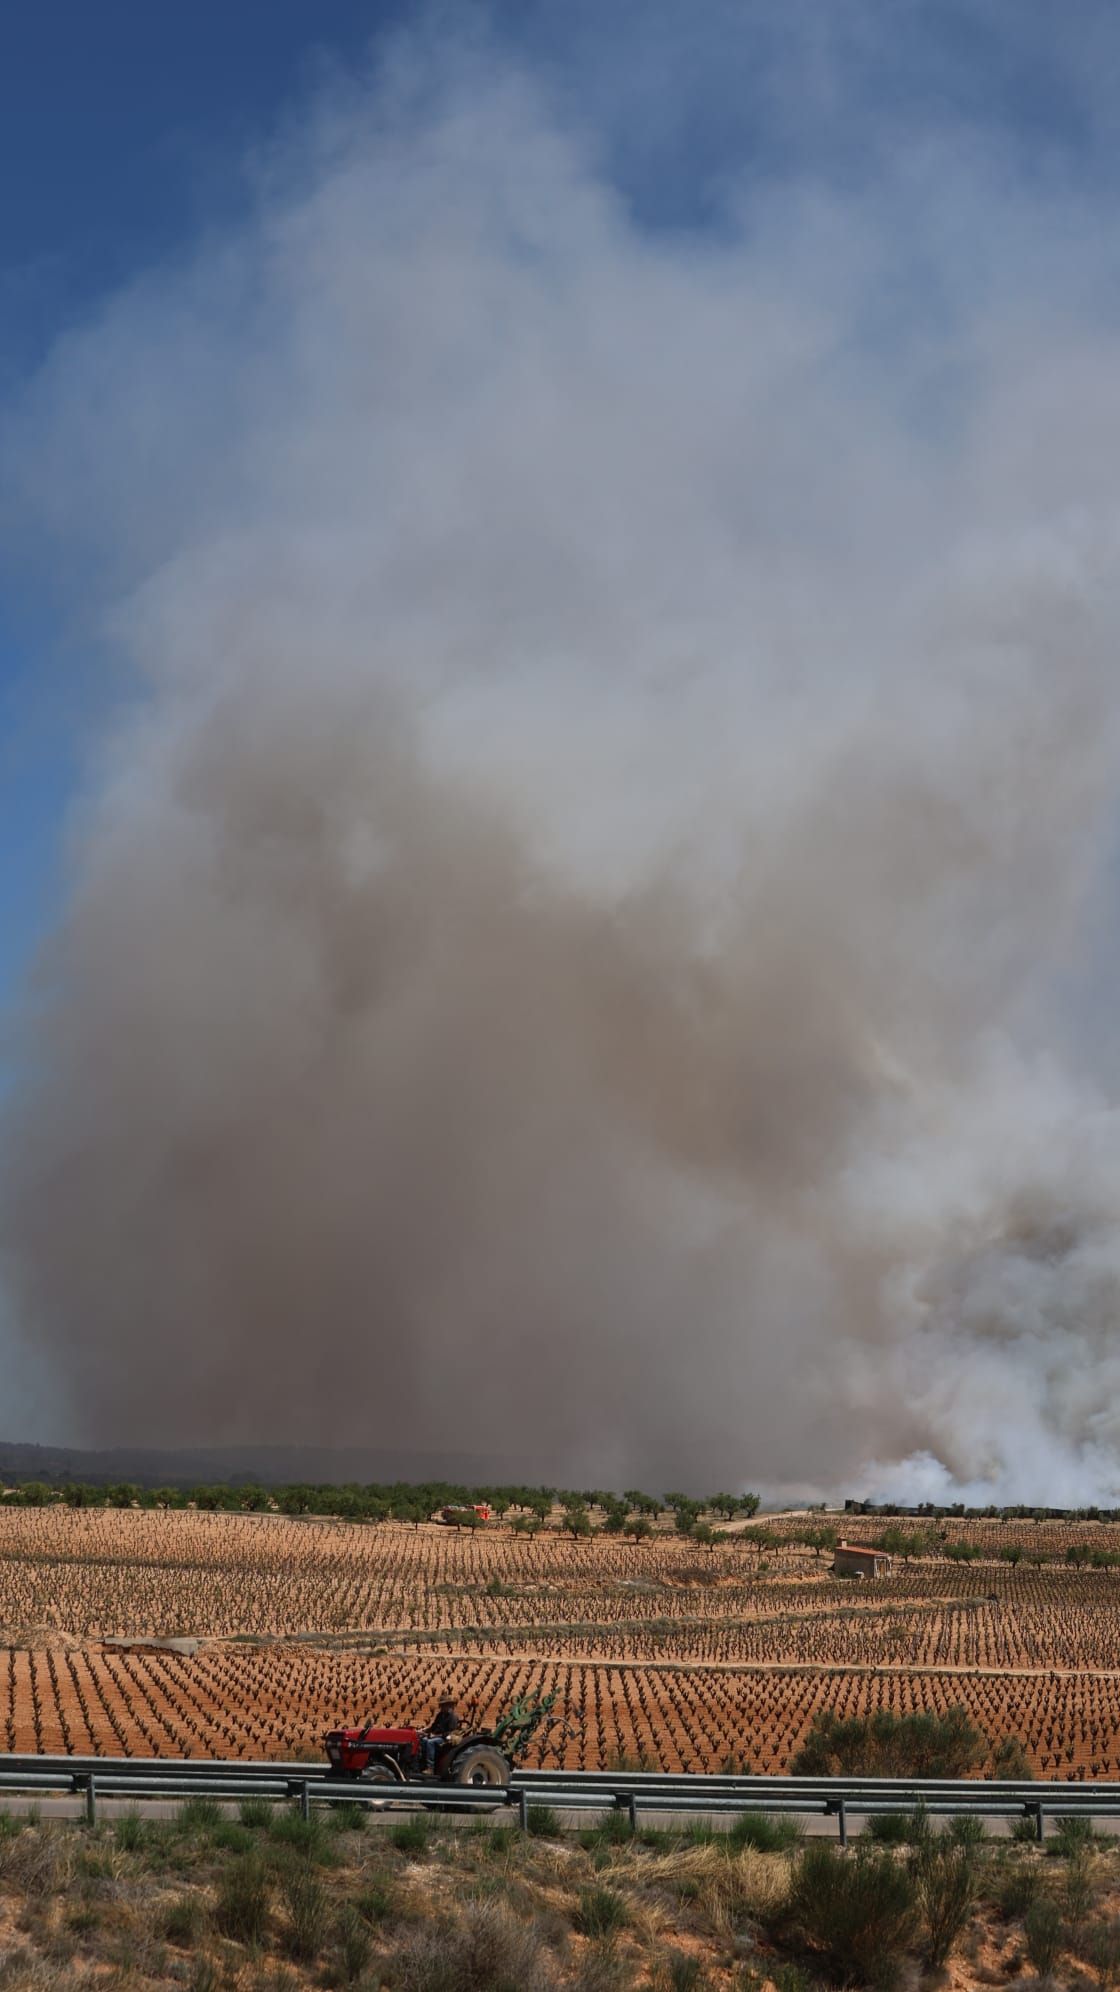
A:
[4,27,1120,1494]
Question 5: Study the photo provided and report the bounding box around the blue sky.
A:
[6,0,1116,1043]
[6,0,1120,1041]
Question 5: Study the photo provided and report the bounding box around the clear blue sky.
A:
[3,0,1120,1023]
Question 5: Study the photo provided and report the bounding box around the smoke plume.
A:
[5,30,1120,1495]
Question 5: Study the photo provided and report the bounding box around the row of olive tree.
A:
[0,1477,761,1528]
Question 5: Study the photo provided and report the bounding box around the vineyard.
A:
[4,1508,1120,1775]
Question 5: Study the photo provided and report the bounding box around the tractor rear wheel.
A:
[451,1745,509,1788]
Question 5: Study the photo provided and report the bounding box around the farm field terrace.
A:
[3,1508,1120,1775]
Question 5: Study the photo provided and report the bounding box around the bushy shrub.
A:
[791,1707,983,1779]
[1087,1917,1120,1989]
[575,1887,630,1940]
[0,1826,73,1899]
[946,1813,985,1846]
[990,1735,1032,1780]
[1063,1848,1097,1944]
[238,1796,274,1830]
[391,1815,432,1856]
[382,1899,557,1990]
[278,1857,328,1961]
[213,1853,271,1945]
[526,1805,563,1838]
[790,1841,919,1989]
[1024,1895,1064,1979]
[579,1813,634,1853]
[728,1812,802,1853]
[112,1808,145,1852]
[997,1858,1041,1920]
[269,1811,333,1863]
[337,1902,373,1981]
[1052,1815,1096,1858]
[176,1797,222,1835]
[654,1952,711,1990]
[912,1840,976,1969]
[161,1894,207,1947]
[769,1968,817,1992]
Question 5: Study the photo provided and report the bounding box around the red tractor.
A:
[324,1693,554,1789]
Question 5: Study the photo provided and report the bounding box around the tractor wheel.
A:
[362,1755,403,1785]
[451,1745,510,1788]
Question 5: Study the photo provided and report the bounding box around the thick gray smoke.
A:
[6,40,1120,1495]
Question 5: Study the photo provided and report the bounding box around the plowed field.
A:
[4,1508,1120,1775]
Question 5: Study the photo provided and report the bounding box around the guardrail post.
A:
[837,1800,848,1849]
[84,1777,97,1827]
[518,1791,528,1832]
[628,1795,638,1834]
[1035,1804,1044,1845]
[299,1782,310,1821]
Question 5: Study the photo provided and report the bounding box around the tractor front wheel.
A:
[451,1745,510,1788]
[362,1756,403,1785]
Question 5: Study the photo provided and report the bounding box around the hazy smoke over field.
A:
[6,26,1120,1495]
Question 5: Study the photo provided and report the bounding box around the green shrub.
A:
[655,1952,711,1990]
[176,1797,222,1835]
[990,1735,1033,1780]
[526,1805,563,1838]
[390,1814,432,1856]
[728,1811,802,1853]
[1052,1815,1097,1858]
[212,1820,254,1854]
[269,1811,333,1863]
[946,1813,985,1846]
[113,1808,146,1852]
[1087,1917,1120,1989]
[477,1824,515,1854]
[913,1840,977,1969]
[1024,1894,1064,1979]
[791,1707,984,1779]
[355,1877,395,1924]
[769,1969,816,1992]
[1011,1813,1039,1844]
[278,1859,328,1962]
[575,1887,630,1939]
[337,1902,373,1981]
[213,1853,271,1946]
[1064,1848,1097,1943]
[238,1797,274,1830]
[863,1814,908,1845]
[579,1812,635,1852]
[790,1841,919,1989]
[997,1858,1041,1920]
[328,1800,367,1834]
[161,1894,207,1947]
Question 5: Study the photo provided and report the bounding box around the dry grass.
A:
[0,1812,1113,1990]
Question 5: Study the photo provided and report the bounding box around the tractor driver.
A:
[422,1695,460,1774]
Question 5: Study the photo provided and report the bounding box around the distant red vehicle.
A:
[438,1502,491,1525]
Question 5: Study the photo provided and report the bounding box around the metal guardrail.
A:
[4,1755,1120,1843]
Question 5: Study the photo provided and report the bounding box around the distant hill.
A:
[0,1440,557,1490]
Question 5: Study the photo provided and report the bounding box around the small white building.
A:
[832,1541,892,1579]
